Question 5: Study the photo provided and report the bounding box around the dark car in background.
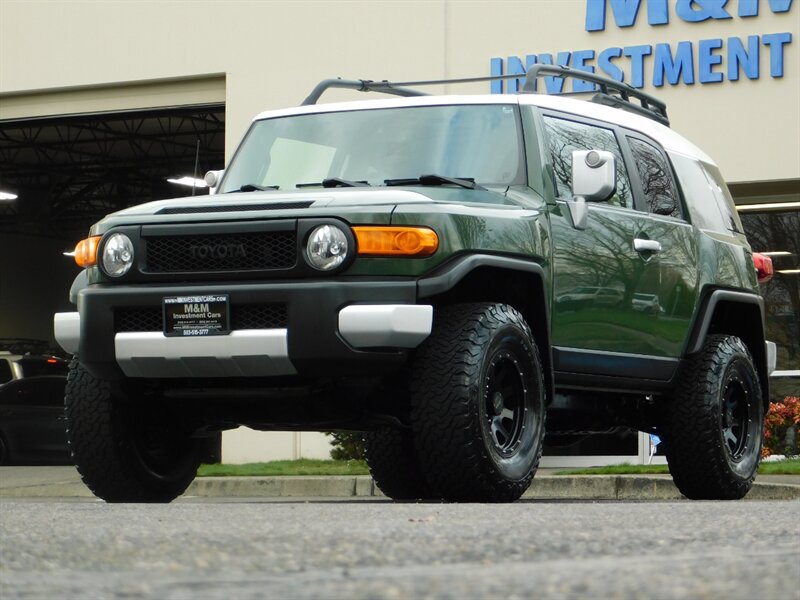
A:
[0,352,71,465]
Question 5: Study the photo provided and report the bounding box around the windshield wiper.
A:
[229,184,280,193]
[384,174,486,190]
[296,178,371,189]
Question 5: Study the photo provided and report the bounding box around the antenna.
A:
[192,139,200,197]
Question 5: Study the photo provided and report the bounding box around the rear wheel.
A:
[660,335,763,500]
[0,434,9,465]
[65,359,202,502]
[410,303,546,502]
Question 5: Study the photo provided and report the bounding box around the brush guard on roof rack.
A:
[302,65,670,127]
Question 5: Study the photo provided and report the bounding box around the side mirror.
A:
[204,169,225,194]
[572,150,616,201]
[567,150,616,229]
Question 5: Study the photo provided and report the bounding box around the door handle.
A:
[634,238,662,253]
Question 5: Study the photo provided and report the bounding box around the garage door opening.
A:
[0,104,225,347]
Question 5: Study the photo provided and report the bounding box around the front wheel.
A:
[364,427,436,500]
[65,359,202,502]
[410,303,546,502]
[660,335,763,500]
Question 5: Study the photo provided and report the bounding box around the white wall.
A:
[2,0,798,183]
[222,428,332,463]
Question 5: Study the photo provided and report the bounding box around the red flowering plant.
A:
[762,396,800,458]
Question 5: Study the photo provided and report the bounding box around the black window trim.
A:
[537,108,639,213]
[620,129,691,224]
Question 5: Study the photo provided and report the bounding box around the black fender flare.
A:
[69,270,89,305]
[684,288,768,408]
[417,253,553,404]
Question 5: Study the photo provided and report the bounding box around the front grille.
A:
[144,231,296,273]
[115,304,287,332]
[115,307,162,333]
[231,304,288,330]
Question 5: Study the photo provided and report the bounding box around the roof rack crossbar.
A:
[302,79,430,106]
[521,65,670,126]
[302,68,670,127]
[303,73,556,105]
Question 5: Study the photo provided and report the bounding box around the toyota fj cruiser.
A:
[55,65,776,503]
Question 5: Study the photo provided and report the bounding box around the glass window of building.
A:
[739,208,800,399]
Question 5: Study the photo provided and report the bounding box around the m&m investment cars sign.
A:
[490,0,794,92]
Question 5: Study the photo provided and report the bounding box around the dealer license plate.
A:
[163,295,230,337]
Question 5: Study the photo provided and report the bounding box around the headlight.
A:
[101,233,134,277]
[306,224,349,271]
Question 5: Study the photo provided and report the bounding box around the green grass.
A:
[195,457,799,478]
[555,463,670,476]
[759,457,800,475]
[197,459,369,477]
[556,457,800,476]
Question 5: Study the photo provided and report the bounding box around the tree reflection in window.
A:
[628,137,683,220]
[543,117,633,208]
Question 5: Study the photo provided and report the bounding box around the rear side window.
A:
[701,163,745,233]
[628,137,683,220]
[670,154,733,233]
[543,116,634,209]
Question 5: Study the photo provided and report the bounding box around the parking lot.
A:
[2,496,799,599]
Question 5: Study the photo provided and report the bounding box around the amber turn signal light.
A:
[353,226,438,257]
[74,236,101,268]
[753,252,774,284]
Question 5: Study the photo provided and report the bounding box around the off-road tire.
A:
[660,335,763,500]
[65,358,201,503]
[410,303,546,502]
[0,434,9,465]
[364,427,436,500]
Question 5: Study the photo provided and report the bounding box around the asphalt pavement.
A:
[1,466,799,500]
[1,498,798,599]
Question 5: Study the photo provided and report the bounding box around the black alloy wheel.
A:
[660,335,763,500]
[409,303,546,503]
[721,372,759,463]
[484,350,529,456]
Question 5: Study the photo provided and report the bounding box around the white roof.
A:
[252,92,714,165]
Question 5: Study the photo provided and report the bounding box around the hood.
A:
[90,186,535,234]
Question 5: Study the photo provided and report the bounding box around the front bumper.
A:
[766,341,777,375]
[55,279,432,380]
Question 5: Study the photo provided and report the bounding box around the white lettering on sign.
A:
[184,303,210,313]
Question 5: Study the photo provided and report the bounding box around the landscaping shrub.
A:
[326,431,366,461]
[763,396,800,458]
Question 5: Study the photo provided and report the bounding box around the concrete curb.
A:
[2,475,798,501]
[184,475,800,501]
[185,476,377,498]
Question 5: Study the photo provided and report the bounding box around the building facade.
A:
[1,0,797,464]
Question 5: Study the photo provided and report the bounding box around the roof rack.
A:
[302,65,670,127]
[523,65,669,127]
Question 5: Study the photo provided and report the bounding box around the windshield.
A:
[219,104,525,192]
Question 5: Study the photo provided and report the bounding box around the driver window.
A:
[543,116,633,208]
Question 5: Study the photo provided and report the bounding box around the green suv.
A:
[54,66,776,503]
